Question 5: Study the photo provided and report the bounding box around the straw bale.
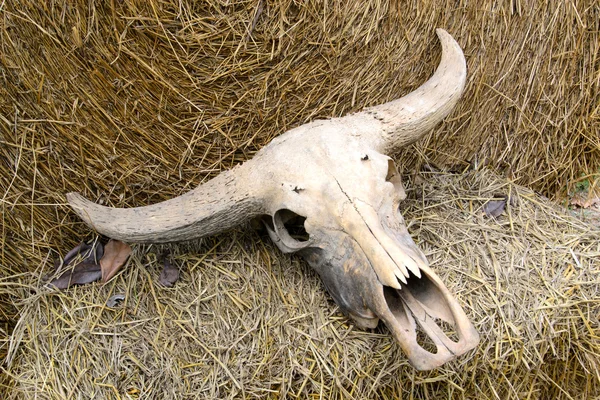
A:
[3,168,600,399]
[1,0,599,398]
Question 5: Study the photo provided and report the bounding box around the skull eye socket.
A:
[273,209,310,249]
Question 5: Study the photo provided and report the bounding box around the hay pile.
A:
[3,169,599,399]
[1,0,599,398]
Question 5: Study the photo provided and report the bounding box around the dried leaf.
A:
[62,242,89,266]
[47,241,104,285]
[484,196,507,217]
[570,193,600,209]
[100,240,132,282]
[159,258,179,287]
[49,262,101,289]
[91,241,104,263]
[106,294,125,308]
[55,241,103,269]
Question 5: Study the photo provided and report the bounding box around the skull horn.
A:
[350,28,467,153]
[66,164,267,243]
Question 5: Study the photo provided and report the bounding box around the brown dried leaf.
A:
[57,241,103,269]
[484,196,507,218]
[100,240,132,282]
[49,262,101,289]
[159,258,180,287]
[47,241,104,283]
[570,193,600,209]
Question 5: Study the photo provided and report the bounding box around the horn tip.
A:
[434,28,455,44]
[436,28,466,69]
[66,192,86,207]
[66,193,95,223]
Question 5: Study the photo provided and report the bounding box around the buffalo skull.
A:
[68,29,479,370]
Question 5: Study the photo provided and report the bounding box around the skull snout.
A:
[319,202,479,370]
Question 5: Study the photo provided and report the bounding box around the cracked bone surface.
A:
[67,29,479,370]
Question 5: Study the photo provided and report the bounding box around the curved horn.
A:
[351,29,467,153]
[67,162,266,243]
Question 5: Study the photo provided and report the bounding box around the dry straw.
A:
[3,169,600,399]
[1,0,599,398]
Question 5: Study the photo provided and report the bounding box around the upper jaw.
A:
[341,202,480,369]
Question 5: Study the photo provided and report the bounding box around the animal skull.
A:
[67,29,479,370]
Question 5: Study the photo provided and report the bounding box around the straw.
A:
[1,1,599,398]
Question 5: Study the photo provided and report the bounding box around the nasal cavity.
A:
[274,209,310,242]
[416,325,439,354]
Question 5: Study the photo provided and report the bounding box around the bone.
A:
[377,278,479,371]
[398,288,459,351]
[353,200,424,280]
[353,235,404,290]
[351,28,467,153]
[402,254,422,279]
[394,268,407,285]
[67,30,466,245]
[67,165,267,243]
[374,225,424,279]
[338,206,405,289]
[383,270,402,290]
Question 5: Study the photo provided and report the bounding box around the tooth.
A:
[404,256,422,278]
[379,265,402,289]
[394,268,407,285]
[395,260,409,278]
[388,277,402,289]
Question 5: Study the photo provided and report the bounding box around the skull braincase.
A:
[67,29,479,370]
